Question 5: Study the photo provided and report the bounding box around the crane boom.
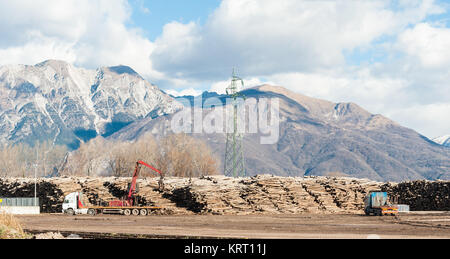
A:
[137,160,162,175]
[127,160,162,205]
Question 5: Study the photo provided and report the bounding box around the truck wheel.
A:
[364,209,370,216]
[88,209,96,216]
[123,209,131,216]
[140,209,148,216]
[132,209,140,216]
[66,208,75,216]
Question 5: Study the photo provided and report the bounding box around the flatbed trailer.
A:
[86,206,162,216]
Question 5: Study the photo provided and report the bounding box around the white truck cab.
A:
[62,192,89,215]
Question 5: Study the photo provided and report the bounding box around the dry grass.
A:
[0,212,29,239]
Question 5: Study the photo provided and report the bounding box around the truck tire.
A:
[66,208,74,216]
[88,209,96,216]
[140,209,148,216]
[364,208,370,216]
[123,209,131,216]
[132,209,140,216]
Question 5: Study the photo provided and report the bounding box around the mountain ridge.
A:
[0,60,182,148]
[110,84,450,182]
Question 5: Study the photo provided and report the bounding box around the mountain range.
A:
[0,60,181,149]
[111,84,450,182]
[0,60,449,181]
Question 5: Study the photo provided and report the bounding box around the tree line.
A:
[0,134,219,178]
[0,141,67,178]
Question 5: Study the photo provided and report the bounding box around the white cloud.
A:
[164,76,267,97]
[0,38,77,65]
[397,23,450,68]
[165,88,203,97]
[210,77,269,95]
[0,0,159,79]
[387,103,450,138]
[266,68,409,114]
[150,0,443,81]
[135,0,150,14]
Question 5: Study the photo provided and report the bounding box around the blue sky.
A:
[0,0,449,138]
[128,0,221,40]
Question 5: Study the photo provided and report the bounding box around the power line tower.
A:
[224,68,246,177]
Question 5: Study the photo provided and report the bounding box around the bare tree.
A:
[155,134,218,177]
[0,144,19,177]
[63,136,108,176]
[61,132,219,178]
[0,141,67,178]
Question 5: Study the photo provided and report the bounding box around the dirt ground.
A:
[17,212,450,239]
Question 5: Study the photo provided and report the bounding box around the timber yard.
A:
[2,175,450,239]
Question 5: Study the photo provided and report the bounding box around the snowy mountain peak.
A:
[433,135,450,147]
[36,59,70,67]
[0,60,182,149]
[105,65,141,77]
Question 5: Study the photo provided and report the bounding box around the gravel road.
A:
[17,212,450,239]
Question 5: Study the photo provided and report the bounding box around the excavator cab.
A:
[364,191,398,216]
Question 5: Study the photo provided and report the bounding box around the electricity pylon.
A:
[224,68,246,177]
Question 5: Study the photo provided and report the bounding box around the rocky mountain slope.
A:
[110,85,450,182]
[0,60,182,148]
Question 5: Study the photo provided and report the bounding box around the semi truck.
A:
[364,191,398,216]
[62,191,161,216]
[62,160,163,216]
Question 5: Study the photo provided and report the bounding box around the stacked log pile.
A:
[0,176,448,214]
[382,180,450,211]
[314,177,381,212]
[162,175,384,215]
[135,178,194,214]
[0,178,64,212]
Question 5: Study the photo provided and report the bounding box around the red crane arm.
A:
[127,161,162,202]
[137,160,162,175]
